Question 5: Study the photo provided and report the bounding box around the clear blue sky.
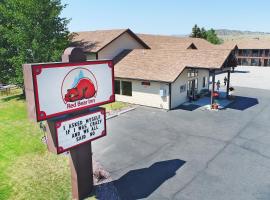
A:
[61,0,270,35]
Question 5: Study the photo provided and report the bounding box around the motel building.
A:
[220,39,270,67]
[72,29,237,110]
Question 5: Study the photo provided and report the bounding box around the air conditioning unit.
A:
[160,89,166,97]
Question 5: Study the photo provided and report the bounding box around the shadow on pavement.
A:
[227,96,259,111]
[173,104,201,111]
[97,159,185,200]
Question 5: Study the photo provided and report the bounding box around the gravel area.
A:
[93,159,120,200]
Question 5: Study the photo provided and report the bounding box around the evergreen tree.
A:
[0,0,70,86]
[191,24,201,38]
[201,27,207,39]
[190,25,222,44]
[206,29,222,44]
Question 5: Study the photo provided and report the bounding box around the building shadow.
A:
[173,104,201,111]
[226,96,259,111]
[96,159,185,200]
[232,70,250,73]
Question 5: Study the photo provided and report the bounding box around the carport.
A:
[209,52,238,106]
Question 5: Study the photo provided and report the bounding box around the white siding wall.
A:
[115,79,170,109]
[86,53,97,60]
[171,69,209,109]
[98,32,145,60]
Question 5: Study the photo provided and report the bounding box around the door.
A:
[187,79,197,100]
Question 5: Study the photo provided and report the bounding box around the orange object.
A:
[212,92,219,97]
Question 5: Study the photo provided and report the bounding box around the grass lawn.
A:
[102,101,129,111]
[0,90,96,200]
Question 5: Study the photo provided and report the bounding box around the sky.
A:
[61,0,270,35]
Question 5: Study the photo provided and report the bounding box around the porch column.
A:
[210,71,215,105]
[226,70,231,98]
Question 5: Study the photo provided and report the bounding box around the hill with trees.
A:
[190,24,222,44]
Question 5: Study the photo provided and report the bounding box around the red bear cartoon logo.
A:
[64,78,96,102]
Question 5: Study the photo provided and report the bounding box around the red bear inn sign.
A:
[24,60,114,121]
[23,47,114,200]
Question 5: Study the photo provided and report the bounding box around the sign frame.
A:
[54,108,107,154]
[30,60,114,121]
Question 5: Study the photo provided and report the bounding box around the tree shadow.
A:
[96,159,185,200]
[226,96,259,111]
[70,33,100,52]
[1,94,25,102]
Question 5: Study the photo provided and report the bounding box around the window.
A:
[114,80,120,94]
[243,50,249,57]
[187,69,198,78]
[115,80,132,96]
[264,59,268,67]
[194,78,198,89]
[122,81,132,96]
[238,49,242,56]
[252,50,259,57]
[141,81,150,86]
[265,50,269,57]
[259,50,264,57]
[242,58,249,65]
[251,58,259,66]
[202,77,207,88]
[237,58,242,65]
[187,79,198,90]
[180,84,186,93]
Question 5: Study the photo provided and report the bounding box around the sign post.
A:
[23,47,114,200]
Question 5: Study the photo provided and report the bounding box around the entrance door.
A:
[187,79,198,100]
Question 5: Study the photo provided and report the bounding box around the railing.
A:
[0,85,18,96]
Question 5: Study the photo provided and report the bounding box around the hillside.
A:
[215,29,270,42]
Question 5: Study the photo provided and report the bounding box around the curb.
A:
[106,106,137,120]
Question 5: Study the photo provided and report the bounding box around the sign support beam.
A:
[226,70,231,98]
[62,47,93,200]
[210,70,216,106]
[69,143,93,200]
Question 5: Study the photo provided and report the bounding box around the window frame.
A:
[180,84,186,93]
[121,81,132,96]
[187,69,199,78]
[114,80,121,95]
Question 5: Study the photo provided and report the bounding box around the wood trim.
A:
[97,29,150,53]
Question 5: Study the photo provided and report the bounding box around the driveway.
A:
[92,86,270,200]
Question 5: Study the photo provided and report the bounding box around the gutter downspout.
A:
[169,83,172,110]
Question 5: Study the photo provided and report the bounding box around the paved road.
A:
[93,87,270,200]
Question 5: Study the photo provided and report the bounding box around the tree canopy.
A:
[0,0,71,86]
[190,24,222,45]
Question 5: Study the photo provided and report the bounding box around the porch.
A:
[181,89,233,111]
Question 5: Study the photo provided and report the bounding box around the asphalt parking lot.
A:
[93,68,270,200]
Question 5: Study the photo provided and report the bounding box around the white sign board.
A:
[31,60,114,121]
[55,109,106,154]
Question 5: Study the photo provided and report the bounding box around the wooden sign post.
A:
[23,47,114,200]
